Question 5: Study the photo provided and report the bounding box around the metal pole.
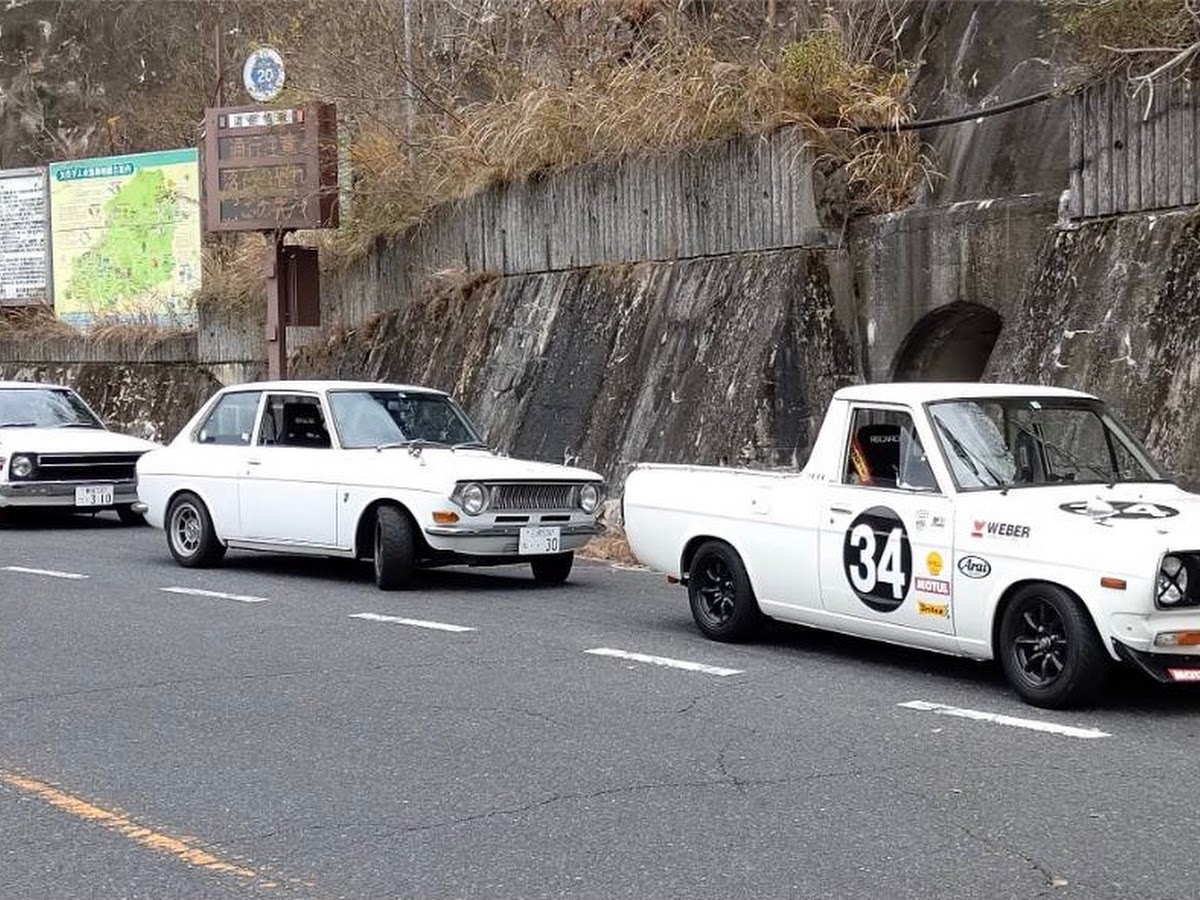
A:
[264,234,287,380]
[402,0,415,159]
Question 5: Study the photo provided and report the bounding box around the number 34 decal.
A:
[842,506,912,613]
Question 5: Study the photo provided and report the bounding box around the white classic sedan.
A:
[135,380,606,588]
[0,380,159,523]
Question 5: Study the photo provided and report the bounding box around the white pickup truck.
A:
[624,382,1200,708]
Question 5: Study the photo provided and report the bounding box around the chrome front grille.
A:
[490,482,575,511]
[30,452,143,482]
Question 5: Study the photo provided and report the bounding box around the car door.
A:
[236,392,340,547]
[817,404,956,636]
[186,389,264,539]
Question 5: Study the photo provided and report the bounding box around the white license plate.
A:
[519,525,561,555]
[75,485,114,507]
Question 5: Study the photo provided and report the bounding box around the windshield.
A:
[0,387,103,428]
[928,397,1167,491]
[328,389,483,449]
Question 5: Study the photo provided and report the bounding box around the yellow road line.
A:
[1,768,261,881]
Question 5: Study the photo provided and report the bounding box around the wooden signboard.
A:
[202,103,338,232]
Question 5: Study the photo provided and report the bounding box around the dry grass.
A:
[579,528,643,568]
[1052,0,1200,75]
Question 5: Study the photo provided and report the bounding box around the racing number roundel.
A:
[842,506,912,613]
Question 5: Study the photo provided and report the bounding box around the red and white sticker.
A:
[913,576,951,596]
[1167,668,1200,682]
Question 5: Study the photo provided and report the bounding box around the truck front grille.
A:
[490,483,575,511]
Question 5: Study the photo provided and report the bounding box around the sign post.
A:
[201,95,338,379]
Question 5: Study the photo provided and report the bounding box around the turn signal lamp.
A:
[1154,631,1200,647]
[432,510,460,525]
[1100,577,1127,590]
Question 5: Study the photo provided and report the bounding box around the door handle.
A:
[830,505,852,515]
[247,459,262,466]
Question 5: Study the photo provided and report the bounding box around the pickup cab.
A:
[623,382,1200,708]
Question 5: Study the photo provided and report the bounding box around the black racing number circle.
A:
[842,505,912,613]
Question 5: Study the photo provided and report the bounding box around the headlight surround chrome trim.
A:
[578,482,601,514]
[452,481,489,516]
[9,454,34,480]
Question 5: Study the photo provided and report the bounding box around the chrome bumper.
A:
[0,479,138,508]
[425,522,605,538]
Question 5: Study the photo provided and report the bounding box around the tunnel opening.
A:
[889,302,1003,382]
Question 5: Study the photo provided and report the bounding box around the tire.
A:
[116,504,146,526]
[998,582,1109,709]
[531,552,574,584]
[165,492,226,568]
[687,540,762,642]
[373,505,415,590]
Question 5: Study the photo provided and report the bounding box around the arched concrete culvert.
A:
[889,302,1003,382]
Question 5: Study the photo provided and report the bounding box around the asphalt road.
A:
[3,512,1200,899]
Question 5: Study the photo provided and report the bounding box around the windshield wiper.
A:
[1010,421,1113,483]
[57,422,101,428]
[935,418,1006,488]
[0,421,37,427]
[451,441,489,451]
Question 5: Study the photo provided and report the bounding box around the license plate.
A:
[519,525,561,555]
[75,485,114,507]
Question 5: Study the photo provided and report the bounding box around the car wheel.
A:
[687,540,762,642]
[531,552,574,584]
[116,504,146,526]
[374,505,415,590]
[166,492,226,568]
[998,582,1109,709]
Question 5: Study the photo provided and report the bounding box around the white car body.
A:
[136,380,604,586]
[0,381,158,516]
[623,382,1200,706]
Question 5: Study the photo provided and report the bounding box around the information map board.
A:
[48,148,201,323]
[0,167,49,306]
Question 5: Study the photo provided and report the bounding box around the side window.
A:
[844,407,938,492]
[258,394,332,449]
[197,392,262,445]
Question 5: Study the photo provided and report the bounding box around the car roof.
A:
[832,382,1096,405]
[0,381,70,391]
[217,380,449,396]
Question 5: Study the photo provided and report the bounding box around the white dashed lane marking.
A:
[160,587,269,604]
[585,647,744,677]
[899,700,1110,739]
[349,613,475,633]
[3,566,89,580]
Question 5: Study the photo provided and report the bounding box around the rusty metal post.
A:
[264,233,287,380]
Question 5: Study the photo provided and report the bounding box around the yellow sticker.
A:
[926,551,943,576]
[918,601,949,619]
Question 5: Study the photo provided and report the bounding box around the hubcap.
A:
[1011,599,1068,686]
[695,556,736,625]
[171,504,201,555]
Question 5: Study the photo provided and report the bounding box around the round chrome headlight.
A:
[10,455,33,479]
[579,483,600,514]
[1159,555,1188,606]
[460,482,487,515]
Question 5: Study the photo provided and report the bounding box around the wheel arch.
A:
[990,578,1111,661]
[681,533,745,580]
[354,498,425,559]
[165,487,225,544]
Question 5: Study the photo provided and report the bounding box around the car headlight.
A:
[10,455,33,479]
[1158,554,1189,606]
[579,482,600,514]
[459,482,488,515]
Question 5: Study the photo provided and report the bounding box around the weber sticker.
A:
[971,520,1031,539]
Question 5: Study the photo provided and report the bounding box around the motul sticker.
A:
[1167,668,1200,682]
[914,576,951,596]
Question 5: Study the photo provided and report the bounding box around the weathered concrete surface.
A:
[292,250,858,484]
[849,193,1059,381]
[988,210,1200,487]
[902,1,1071,205]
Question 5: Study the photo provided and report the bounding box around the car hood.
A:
[359,447,603,487]
[956,481,1200,564]
[0,426,159,454]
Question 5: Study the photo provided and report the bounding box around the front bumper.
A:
[423,521,604,556]
[1113,639,1200,683]
[0,479,138,509]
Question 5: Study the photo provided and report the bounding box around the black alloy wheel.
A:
[687,540,762,642]
[998,582,1107,709]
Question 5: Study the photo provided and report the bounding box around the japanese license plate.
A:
[519,525,561,555]
[75,485,114,507]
